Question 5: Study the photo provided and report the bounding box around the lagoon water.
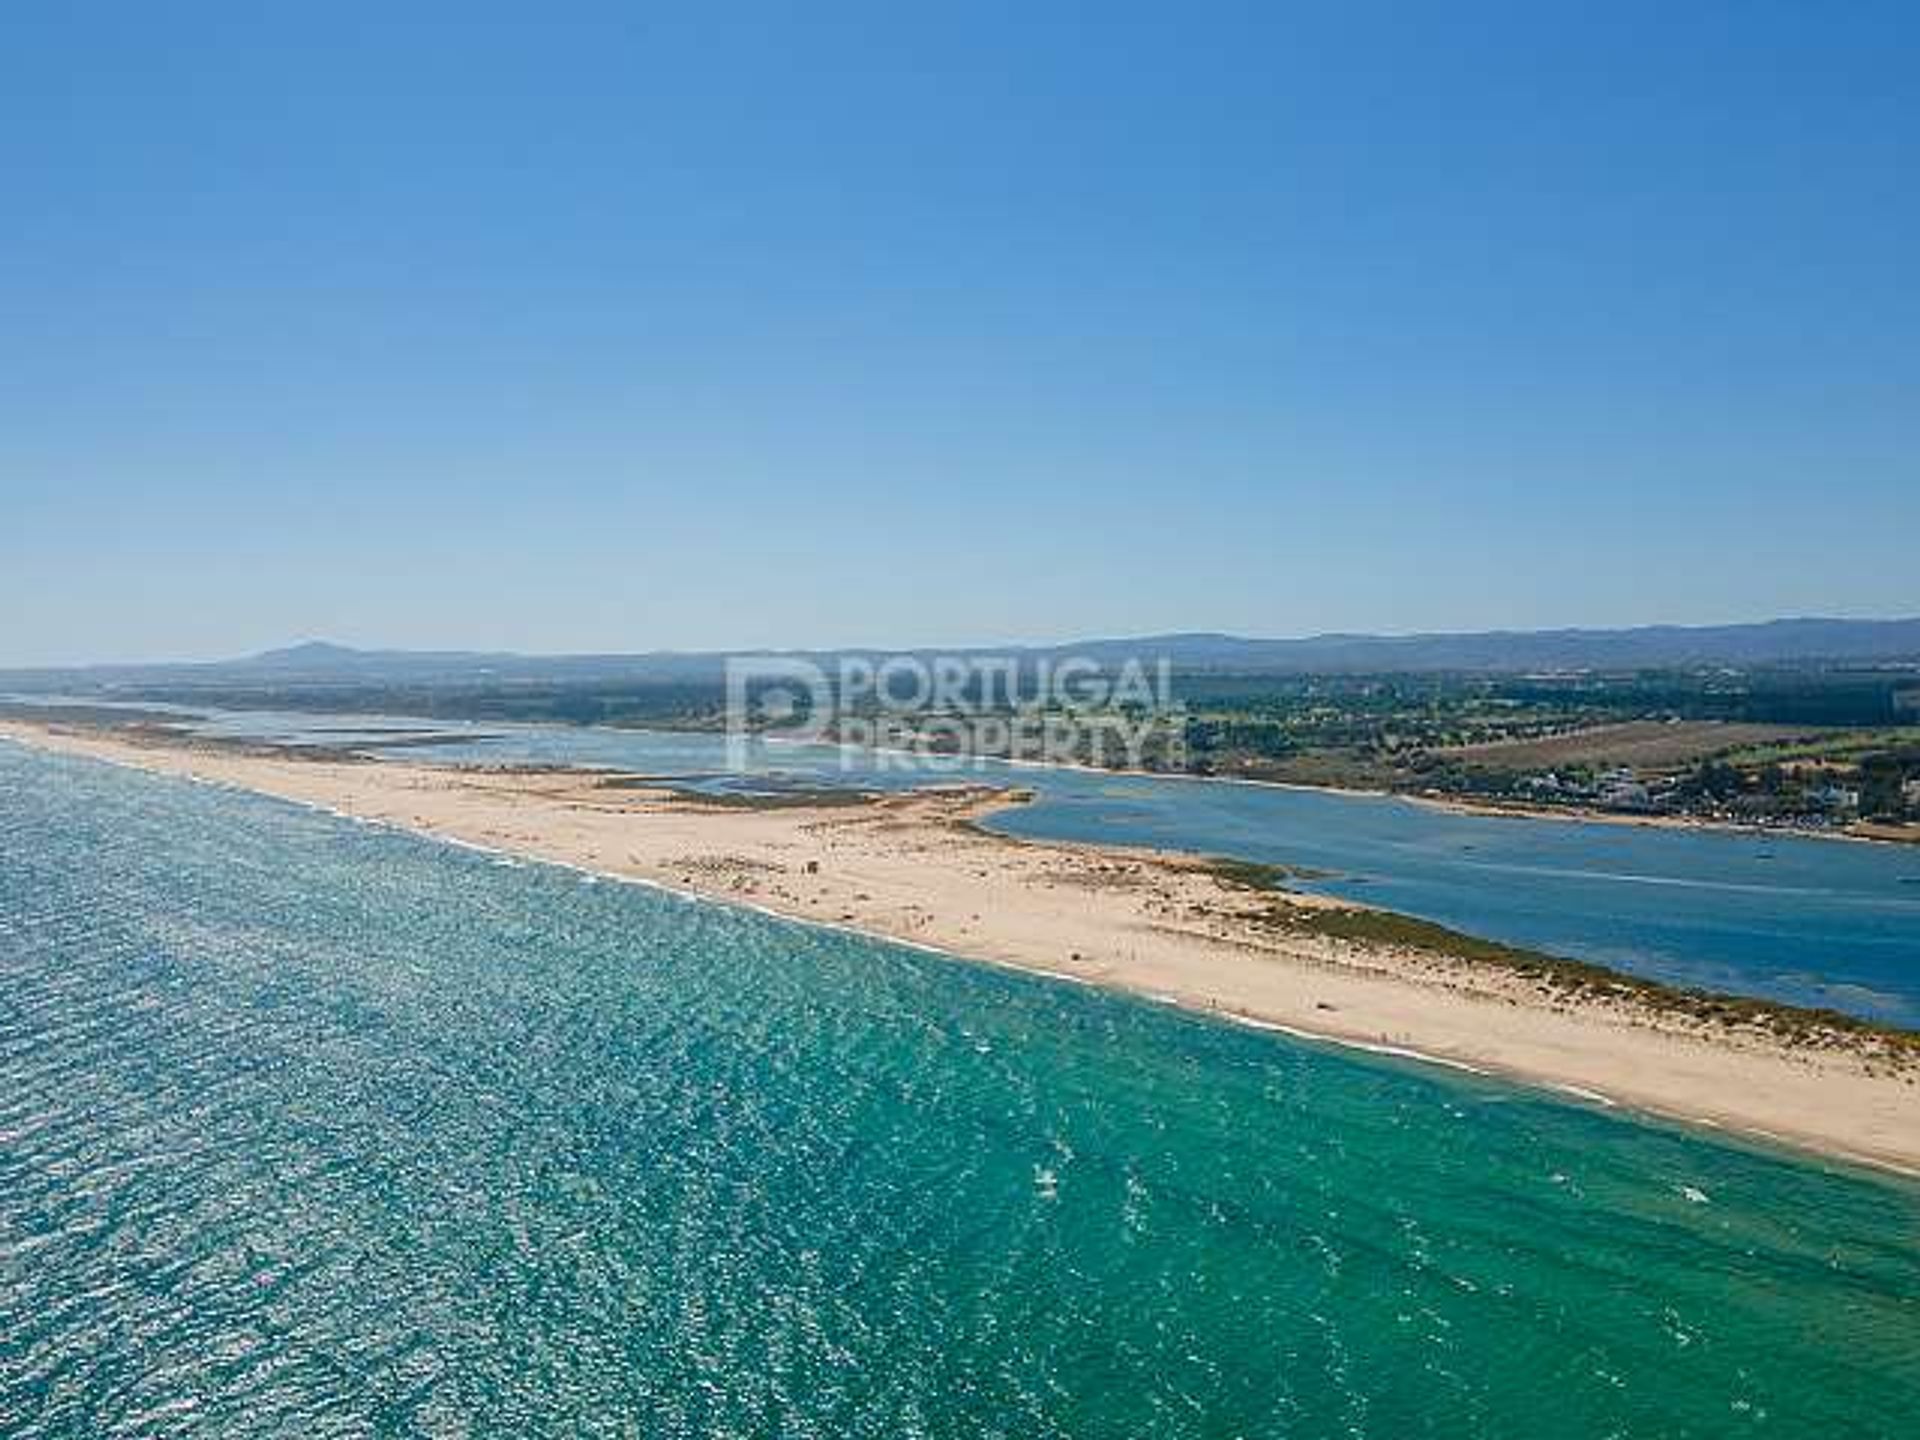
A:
[163,706,1920,1022]
[3,742,1918,1436]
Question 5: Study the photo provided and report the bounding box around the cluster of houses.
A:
[1519,767,1865,822]
[1518,769,1655,810]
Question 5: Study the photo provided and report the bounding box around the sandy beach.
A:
[862,736,1920,847]
[6,716,1917,1176]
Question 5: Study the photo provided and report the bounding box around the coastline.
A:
[780,727,1920,848]
[15,699,1914,847]
[6,715,1919,1178]
[1399,788,1920,846]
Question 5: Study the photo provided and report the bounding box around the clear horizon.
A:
[4,610,1918,673]
[5,4,1917,667]
[7,12,1919,1422]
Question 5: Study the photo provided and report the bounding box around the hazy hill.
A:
[6,617,1918,691]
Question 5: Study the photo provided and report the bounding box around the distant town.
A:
[7,624,1918,842]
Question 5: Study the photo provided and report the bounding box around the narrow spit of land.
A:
[6,717,1917,1176]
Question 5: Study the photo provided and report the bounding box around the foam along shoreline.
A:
[5,716,1918,1179]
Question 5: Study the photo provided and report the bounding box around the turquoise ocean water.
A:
[2,742,1917,1436]
[150,705,1920,1023]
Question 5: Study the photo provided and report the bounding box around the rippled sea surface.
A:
[3,742,1917,1437]
[152,704,1920,1022]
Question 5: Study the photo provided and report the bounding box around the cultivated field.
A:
[1434,720,1818,771]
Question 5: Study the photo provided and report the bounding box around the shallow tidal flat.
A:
[2,741,1919,1436]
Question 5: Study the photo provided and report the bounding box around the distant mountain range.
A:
[5,618,1919,691]
[1061,617,1920,673]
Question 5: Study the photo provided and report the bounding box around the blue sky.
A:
[3,2,1916,664]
